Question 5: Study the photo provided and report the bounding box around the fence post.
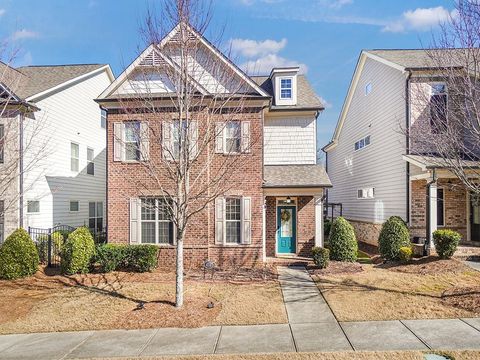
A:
[47,229,52,268]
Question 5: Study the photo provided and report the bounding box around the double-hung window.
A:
[280,78,292,99]
[71,142,79,172]
[140,198,174,245]
[225,197,241,244]
[100,109,107,129]
[354,135,371,151]
[172,120,188,160]
[124,121,141,161]
[87,147,95,175]
[430,83,448,134]
[225,121,241,154]
[357,188,375,199]
[27,200,40,213]
[89,201,103,233]
[70,201,79,212]
[0,124,4,164]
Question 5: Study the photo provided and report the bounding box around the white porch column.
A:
[262,197,266,262]
[314,196,324,248]
[428,181,438,246]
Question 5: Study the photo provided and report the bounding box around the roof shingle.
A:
[263,165,331,188]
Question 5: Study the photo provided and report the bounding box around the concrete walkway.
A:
[1,266,480,359]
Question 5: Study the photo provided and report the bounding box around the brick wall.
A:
[410,178,467,241]
[265,195,316,257]
[106,108,264,269]
[348,220,382,246]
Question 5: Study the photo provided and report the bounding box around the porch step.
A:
[267,256,313,267]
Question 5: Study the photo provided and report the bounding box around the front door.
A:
[277,206,296,254]
[471,194,480,242]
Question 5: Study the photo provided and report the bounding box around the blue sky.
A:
[0,0,456,150]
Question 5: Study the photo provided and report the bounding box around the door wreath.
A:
[281,209,291,222]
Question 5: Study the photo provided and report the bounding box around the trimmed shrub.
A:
[398,246,413,262]
[0,228,39,280]
[378,216,411,260]
[94,244,126,272]
[329,217,358,262]
[312,247,329,269]
[433,229,461,259]
[124,245,159,272]
[36,232,64,264]
[324,220,332,237]
[60,227,95,275]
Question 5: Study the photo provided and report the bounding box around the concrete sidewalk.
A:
[1,267,480,359]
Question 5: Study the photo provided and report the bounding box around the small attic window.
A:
[280,78,292,99]
[365,82,372,96]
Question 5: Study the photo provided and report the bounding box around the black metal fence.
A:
[324,202,343,223]
[28,225,106,267]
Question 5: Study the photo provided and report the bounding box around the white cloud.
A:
[230,38,287,58]
[0,9,6,16]
[327,0,353,9]
[241,54,308,75]
[383,6,458,33]
[12,29,39,41]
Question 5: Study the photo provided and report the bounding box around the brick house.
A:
[96,24,330,268]
[324,49,480,248]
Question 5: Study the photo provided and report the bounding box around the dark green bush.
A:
[94,244,126,272]
[60,227,95,275]
[378,216,411,260]
[0,228,39,280]
[329,217,358,262]
[36,231,64,264]
[433,229,461,259]
[398,246,413,262]
[312,247,329,269]
[324,220,332,237]
[124,245,159,272]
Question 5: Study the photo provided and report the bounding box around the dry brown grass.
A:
[0,268,287,335]
[95,350,480,360]
[313,258,480,321]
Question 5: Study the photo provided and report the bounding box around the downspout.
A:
[19,112,24,228]
[102,106,109,243]
[405,71,412,225]
[261,104,267,263]
[425,169,437,256]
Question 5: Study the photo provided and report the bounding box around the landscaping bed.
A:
[0,266,287,334]
[313,257,480,321]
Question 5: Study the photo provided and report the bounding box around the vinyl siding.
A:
[264,114,316,165]
[326,57,407,223]
[23,71,111,229]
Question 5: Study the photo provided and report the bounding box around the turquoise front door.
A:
[277,206,296,254]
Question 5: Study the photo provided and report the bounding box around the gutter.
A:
[19,113,24,228]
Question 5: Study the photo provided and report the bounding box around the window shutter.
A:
[113,123,124,161]
[241,196,251,244]
[241,121,251,153]
[130,198,141,244]
[140,122,150,161]
[162,120,173,161]
[215,122,224,154]
[190,120,198,160]
[215,197,225,244]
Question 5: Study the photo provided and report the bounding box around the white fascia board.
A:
[26,65,114,102]
[402,154,427,171]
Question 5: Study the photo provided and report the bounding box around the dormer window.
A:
[280,78,292,99]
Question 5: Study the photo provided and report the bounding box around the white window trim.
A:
[87,147,95,176]
[429,81,448,130]
[279,77,293,100]
[357,188,375,199]
[365,82,372,96]
[123,121,141,163]
[223,121,241,155]
[354,135,371,152]
[27,200,40,214]
[70,142,80,172]
[88,201,104,232]
[224,196,242,245]
[140,197,176,246]
[69,200,80,213]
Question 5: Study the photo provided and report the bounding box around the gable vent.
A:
[139,50,166,66]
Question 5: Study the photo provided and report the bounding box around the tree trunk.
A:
[175,235,184,308]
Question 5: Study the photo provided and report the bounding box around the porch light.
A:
[286,197,292,204]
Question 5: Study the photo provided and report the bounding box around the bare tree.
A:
[0,45,49,241]
[408,1,480,195]
[112,0,264,307]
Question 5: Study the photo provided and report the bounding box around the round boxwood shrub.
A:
[312,247,329,269]
[378,216,411,260]
[433,229,461,259]
[398,246,413,262]
[36,231,64,264]
[124,245,159,272]
[60,227,95,275]
[0,228,39,280]
[94,244,126,272]
[329,217,358,262]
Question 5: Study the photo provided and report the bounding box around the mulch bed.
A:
[442,286,480,313]
[308,261,364,276]
[376,257,469,275]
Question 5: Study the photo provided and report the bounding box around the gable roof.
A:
[366,49,465,70]
[98,23,269,100]
[252,75,323,111]
[263,164,331,188]
[0,63,114,102]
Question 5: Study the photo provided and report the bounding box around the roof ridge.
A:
[18,63,105,69]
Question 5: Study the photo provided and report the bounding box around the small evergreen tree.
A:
[329,217,358,262]
[378,216,411,260]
